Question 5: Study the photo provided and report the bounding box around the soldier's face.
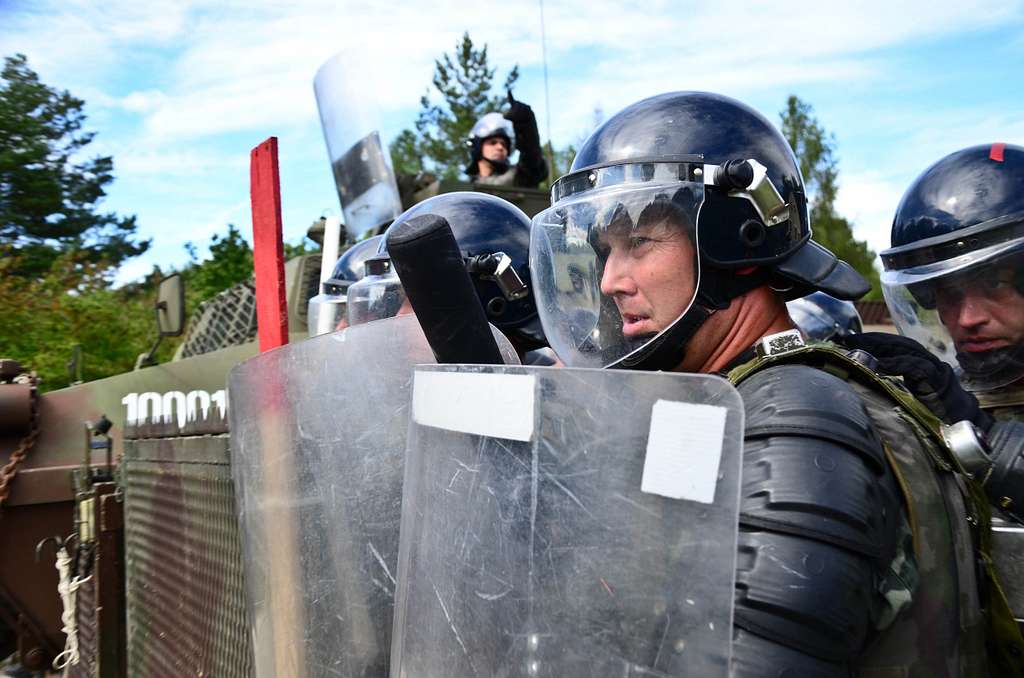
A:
[482,137,509,162]
[935,265,1024,354]
[598,218,696,338]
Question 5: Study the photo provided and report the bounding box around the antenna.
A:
[538,0,556,178]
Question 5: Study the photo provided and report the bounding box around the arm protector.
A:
[987,419,1024,523]
[731,364,905,677]
[509,106,548,188]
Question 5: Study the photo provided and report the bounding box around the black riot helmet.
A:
[786,292,863,342]
[880,143,1024,393]
[347,192,545,351]
[530,91,868,370]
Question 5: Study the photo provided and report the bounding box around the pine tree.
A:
[0,53,149,280]
[391,33,519,180]
[780,95,881,298]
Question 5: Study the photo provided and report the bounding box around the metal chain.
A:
[0,373,40,508]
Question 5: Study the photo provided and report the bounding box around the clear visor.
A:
[531,179,703,368]
[346,265,410,327]
[881,244,1024,393]
[307,292,347,337]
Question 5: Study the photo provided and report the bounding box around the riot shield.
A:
[229,315,519,678]
[392,365,744,677]
[314,51,403,240]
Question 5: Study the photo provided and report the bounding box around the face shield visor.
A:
[345,255,410,327]
[880,218,1024,393]
[307,279,349,336]
[531,161,706,369]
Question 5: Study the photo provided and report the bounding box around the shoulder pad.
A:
[739,364,887,472]
[734,529,878,664]
[737,364,903,559]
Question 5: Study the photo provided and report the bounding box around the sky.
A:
[2,0,1023,285]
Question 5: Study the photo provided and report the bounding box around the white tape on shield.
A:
[413,370,536,442]
[641,400,727,504]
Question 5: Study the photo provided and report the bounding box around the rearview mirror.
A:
[156,273,185,337]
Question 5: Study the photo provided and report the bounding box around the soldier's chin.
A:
[958,345,1021,379]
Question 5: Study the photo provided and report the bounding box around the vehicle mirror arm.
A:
[134,302,167,370]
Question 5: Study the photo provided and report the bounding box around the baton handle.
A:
[386,214,505,365]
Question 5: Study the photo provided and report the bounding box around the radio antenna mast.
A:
[538,0,556,179]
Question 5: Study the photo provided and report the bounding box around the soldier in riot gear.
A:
[347,191,548,361]
[855,144,1024,629]
[529,91,1023,675]
[465,92,548,188]
[878,143,1024,421]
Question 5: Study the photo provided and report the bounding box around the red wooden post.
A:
[249,137,289,352]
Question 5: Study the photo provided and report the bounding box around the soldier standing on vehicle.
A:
[528,91,1023,676]
[465,91,548,189]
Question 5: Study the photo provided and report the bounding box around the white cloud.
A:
[119,89,169,114]
[835,171,905,256]
[3,0,1022,285]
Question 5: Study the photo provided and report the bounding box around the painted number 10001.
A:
[121,390,227,428]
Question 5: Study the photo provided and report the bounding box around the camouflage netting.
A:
[177,281,258,359]
[175,254,323,359]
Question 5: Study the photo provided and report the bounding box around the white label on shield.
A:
[641,400,727,503]
[413,370,535,442]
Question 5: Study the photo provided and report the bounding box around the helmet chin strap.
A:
[612,265,767,372]
[615,303,714,371]
[483,157,511,175]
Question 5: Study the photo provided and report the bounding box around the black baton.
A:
[386,214,504,365]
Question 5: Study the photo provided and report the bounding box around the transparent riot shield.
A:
[229,315,519,678]
[392,365,744,678]
[314,51,403,240]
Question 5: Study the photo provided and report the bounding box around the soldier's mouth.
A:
[621,313,653,336]
[958,337,1009,352]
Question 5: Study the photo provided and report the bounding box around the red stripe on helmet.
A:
[990,143,1006,162]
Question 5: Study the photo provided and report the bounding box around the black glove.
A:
[504,90,534,126]
[840,332,993,431]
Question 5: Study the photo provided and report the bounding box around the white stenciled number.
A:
[122,389,228,427]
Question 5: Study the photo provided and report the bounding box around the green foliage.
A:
[390,32,518,180]
[0,53,148,280]
[390,129,425,177]
[780,95,881,299]
[183,224,253,303]
[541,141,576,190]
[0,250,171,392]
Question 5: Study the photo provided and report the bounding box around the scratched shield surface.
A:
[391,365,744,678]
[228,315,518,678]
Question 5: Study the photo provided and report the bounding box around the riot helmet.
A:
[307,235,383,335]
[530,91,868,370]
[345,245,408,326]
[466,112,516,176]
[880,143,1024,393]
[786,291,863,341]
[347,192,546,351]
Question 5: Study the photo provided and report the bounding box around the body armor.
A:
[977,383,1024,421]
[728,339,1024,677]
[473,167,518,187]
